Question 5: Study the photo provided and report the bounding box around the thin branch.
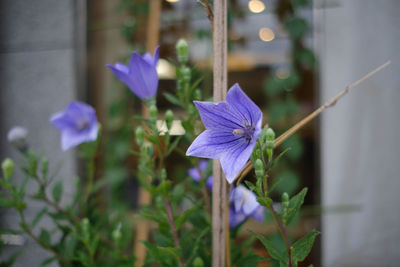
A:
[268,205,292,267]
[19,211,72,266]
[163,197,182,266]
[236,60,391,185]
[197,0,214,29]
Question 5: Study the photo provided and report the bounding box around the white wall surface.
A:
[314,0,400,266]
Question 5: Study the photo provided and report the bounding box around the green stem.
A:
[19,210,72,266]
[268,205,292,267]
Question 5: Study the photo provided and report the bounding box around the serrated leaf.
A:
[292,230,319,263]
[249,230,287,264]
[285,188,307,225]
[164,93,182,107]
[52,180,63,204]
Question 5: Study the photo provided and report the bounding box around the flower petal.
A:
[193,101,243,131]
[186,129,243,159]
[226,83,262,127]
[251,206,265,222]
[188,167,202,181]
[220,138,257,184]
[107,64,132,86]
[127,52,158,99]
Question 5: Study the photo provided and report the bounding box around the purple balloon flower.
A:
[186,83,263,184]
[188,160,213,191]
[50,101,99,151]
[107,46,160,99]
[229,185,265,228]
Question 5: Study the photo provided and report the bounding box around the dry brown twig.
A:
[235,60,391,185]
[197,0,214,28]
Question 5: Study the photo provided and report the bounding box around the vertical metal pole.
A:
[134,0,162,266]
[212,1,228,266]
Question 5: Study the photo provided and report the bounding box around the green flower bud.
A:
[193,89,202,101]
[176,38,189,64]
[180,66,191,85]
[112,223,122,244]
[135,126,145,147]
[149,105,158,120]
[266,128,275,150]
[193,257,204,267]
[1,158,14,180]
[254,159,264,179]
[81,218,90,240]
[188,104,197,117]
[160,168,167,182]
[282,192,289,204]
[165,110,174,130]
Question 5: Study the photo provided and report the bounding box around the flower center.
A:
[76,118,90,131]
[232,123,255,142]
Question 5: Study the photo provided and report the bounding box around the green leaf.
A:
[285,188,307,225]
[41,257,57,266]
[32,207,48,227]
[175,205,199,230]
[164,92,182,107]
[249,230,287,264]
[296,48,316,68]
[292,230,320,263]
[39,229,51,245]
[52,180,63,204]
[142,241,181,266]
[285,17,308,40]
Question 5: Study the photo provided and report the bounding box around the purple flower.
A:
[186,84,262,184]
[188,160,213,191]
[229,185,265,228]
[50,101,99,151]
[188,160,209,182]
[107,46,160,99]
[205,176,213,191]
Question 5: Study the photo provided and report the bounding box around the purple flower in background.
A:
[229,185,265,228]
[50,101,99,151]
[107,46,160,99]
[205,176,213,191]
[188,160,208,182]
[186,84,262,184]
[188,160,213,191]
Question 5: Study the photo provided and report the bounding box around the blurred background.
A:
[0,0,399,266]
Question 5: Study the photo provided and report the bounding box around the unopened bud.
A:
[135,126,144,146]
[180,67,191,86]
[165,110,174,130]
[193,257,204,267]
[193,89,202,101]
[1,158,15,180]
[7,126,28,152]
[176,39,189,64]
[112,223,122,243]
[282,192,289,204]
[254,159,264,178]
[161,168,167,181]
[149,105,158,120]
[82,218,90,234]
[265,128,275,150]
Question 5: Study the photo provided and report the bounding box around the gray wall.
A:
[314,0,400,266]
[0,0,85,265]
